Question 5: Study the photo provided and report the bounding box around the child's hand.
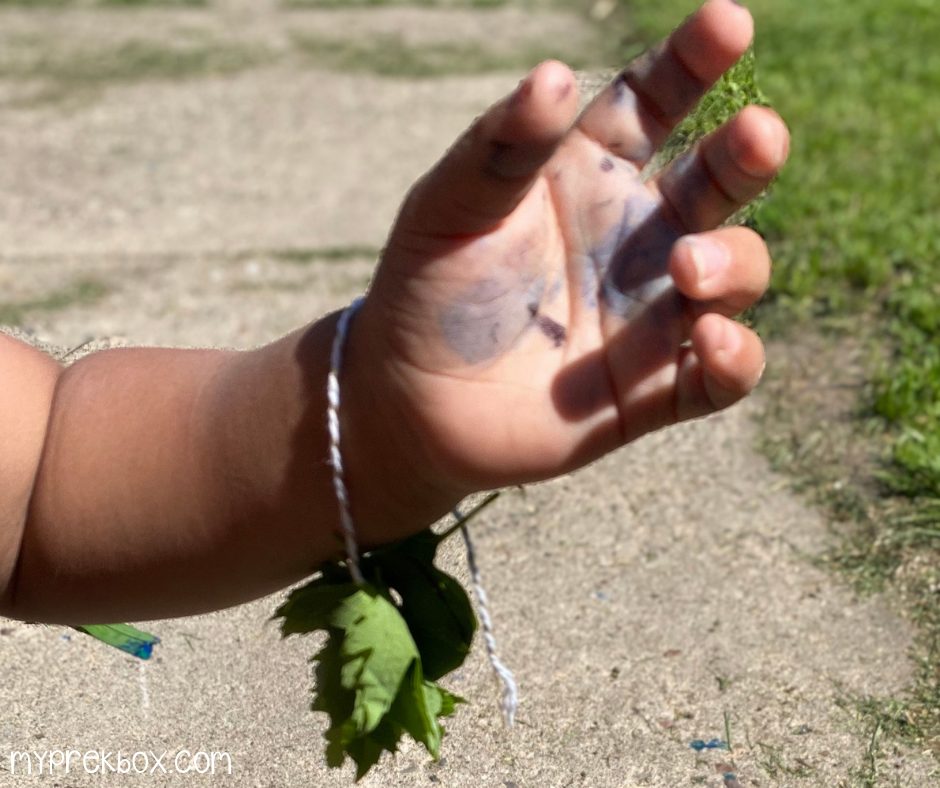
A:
[345,0,788,532]
[0,0,789,621]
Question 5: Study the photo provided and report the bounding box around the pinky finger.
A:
[675,313,764,422]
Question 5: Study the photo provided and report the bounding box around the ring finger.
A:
[670,225,772,317]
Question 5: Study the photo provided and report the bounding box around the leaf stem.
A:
[437,492,502,542]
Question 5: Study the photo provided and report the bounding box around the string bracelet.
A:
[456,507,519,727]
[327,298,518,726]
[327,296,366,586]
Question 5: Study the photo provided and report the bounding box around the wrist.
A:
[338,298,466,549]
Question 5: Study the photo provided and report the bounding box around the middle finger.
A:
[653,105,789,233]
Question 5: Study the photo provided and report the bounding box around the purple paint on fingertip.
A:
[600,157,615,172]
[555,81,573,102]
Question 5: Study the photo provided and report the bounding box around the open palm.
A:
[347,0,788,502]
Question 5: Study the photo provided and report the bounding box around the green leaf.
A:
[274,530,478,780]
[387,661,442,757]
[382,661,463,762]
[437,686,464,718]
[313,640,464,778]
[366,530,477,680]
[274,577,357,636]
[333,586,419,737]
[307,586,418,778]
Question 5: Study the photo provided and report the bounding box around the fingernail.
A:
[685,237,729,284]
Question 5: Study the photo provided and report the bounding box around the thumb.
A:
[396,60,579,239]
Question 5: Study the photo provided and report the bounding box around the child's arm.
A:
[0,335,62,614]
[0,0,787,626]
[0,318,452,625]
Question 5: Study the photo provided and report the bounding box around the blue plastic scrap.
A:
[73,624,161,660]
[689,738,729,751]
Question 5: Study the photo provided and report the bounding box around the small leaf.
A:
[438,686,464,717]
[333,585,420,737]
[390,662,442,758]
[367,530,477,680]
[274,576,357,636]
[276,531,478,780]
[308,593,415,776]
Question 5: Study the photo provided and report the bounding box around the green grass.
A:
[0,38,266,99]
[658,48,769,228]
[284,0,512,7]
[0,0,71,5]
[614,0,940,772]
[624,0,940,500]
[282,0,582,8]
[0,279,110,326]
[755,323,940,770]
[0,0,207,5]
[266,246,381,264]
[100,0,208,6]
[292,32,601,78]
